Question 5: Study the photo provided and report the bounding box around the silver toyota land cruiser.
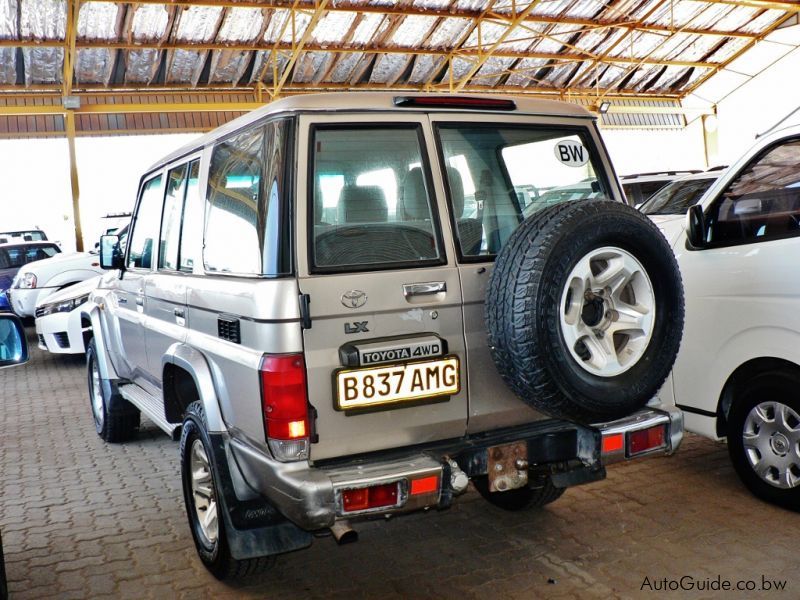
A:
[85,93,685,579]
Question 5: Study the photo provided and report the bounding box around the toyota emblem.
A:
[341,290,367,309]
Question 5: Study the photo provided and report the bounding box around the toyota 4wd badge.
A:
[341,290,367,309]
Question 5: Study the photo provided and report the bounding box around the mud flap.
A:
[208,434,313,560]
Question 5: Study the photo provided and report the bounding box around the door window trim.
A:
[432,121,615,263]
[306,122,448,275]
[693,135,800,251]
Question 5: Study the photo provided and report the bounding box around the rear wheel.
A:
[473,476,565,511]
[728,373,800,510]
[86,338,139,443]
[181,402,274,579]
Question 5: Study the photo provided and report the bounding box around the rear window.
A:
[436,124,611,259]
[310,125,443,272]
[0,244,59,269]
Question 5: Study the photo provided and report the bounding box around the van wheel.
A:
[486,200,684,424]
[86,338,139,443]
[181,402,275,580]
[472,476,565,511]
[728,373,800,510]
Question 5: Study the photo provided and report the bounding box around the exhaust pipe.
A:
[330,520,358,545]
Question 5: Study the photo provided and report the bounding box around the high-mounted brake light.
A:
[260,353,310,461]
[393,96,516,111]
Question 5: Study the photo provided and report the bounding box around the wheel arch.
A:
[162,344,226,432]
[716,357,800,438]
[80,304,118,380]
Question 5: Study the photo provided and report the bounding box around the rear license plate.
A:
[335,355,460,412]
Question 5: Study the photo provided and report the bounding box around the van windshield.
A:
[435,124,612,259]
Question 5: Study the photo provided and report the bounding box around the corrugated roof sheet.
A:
[0,0,793,99]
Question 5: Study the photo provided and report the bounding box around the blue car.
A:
[0,242,61,311]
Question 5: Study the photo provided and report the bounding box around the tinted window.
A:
[310,126,442,271]
[707,139,800,246]
[640,177,717,215]
[180,161,202,272]
[0,244,59,269]
[204,121,290,276]
[159,165,186,270]
[127,176,163,269]
[437,125,610,259]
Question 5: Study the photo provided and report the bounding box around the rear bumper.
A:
[228,404,682,531]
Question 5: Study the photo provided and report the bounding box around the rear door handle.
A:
[403,281,447,298]
[174,308,185,318]
[118,297,128,304]
[135,297,144,307]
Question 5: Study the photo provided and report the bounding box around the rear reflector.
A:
[627,424,667,456]
[410,475,439,496]
[601,432,624,454]
[393,96,516,111]
[342,483,399,513]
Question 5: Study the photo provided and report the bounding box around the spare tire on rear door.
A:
[486,199,684,424]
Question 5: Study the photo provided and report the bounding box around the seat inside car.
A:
[337,185,388,223]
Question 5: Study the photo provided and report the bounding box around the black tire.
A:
[86,338,139,443]
[486,200,684,424]
[473,476,565,511]
[727,372,800,510]
[181,402,275,580]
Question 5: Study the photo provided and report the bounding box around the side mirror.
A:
[0,313,28,367]
[686,204,707,248]
[99,235,125,270]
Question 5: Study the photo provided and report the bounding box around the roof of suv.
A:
[150,92,594,172]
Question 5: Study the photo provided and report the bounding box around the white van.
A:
[660,125,800,509]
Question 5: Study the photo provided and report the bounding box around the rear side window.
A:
[205,120,291,275]
[436,125,611,259]
[707,138,800,246]
[127,175,163,269]
[159,159,201,272]
[179,161,202,272]
[159,165,187,270]
[310,126,443,272]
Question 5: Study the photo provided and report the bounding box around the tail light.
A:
[260,353,310,462]
[627,424,667,457]
[341,483,399,513]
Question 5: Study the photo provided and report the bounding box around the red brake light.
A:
[393,96,516,111]
[627,425,666,456]
[260,354,309,441]
[341,483,399,513]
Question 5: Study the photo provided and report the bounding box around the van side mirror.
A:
[686,204,707,248]
[0,313,28,367]
[99,234,125,270]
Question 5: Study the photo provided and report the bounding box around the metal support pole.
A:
[65,111,84,252]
